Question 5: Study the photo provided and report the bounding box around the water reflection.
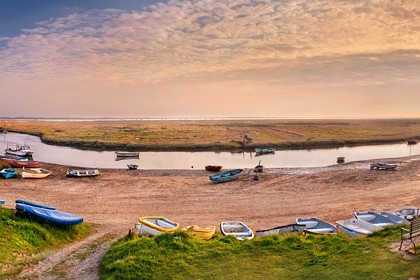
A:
[0,132,419,169]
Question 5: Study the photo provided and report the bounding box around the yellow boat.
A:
[182,225,216,240]
[137,216,179,236]
[22,168,52,179]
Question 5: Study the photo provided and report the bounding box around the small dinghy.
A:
[354,211,398,227]
[253,160,264,173]
[22,168,52,179]
[256,223,306,237]
[296,217,337,234]
[378,211,408,224]
[255,148,275,155]
[369,162,398,170]
[0,168,17,179]
[127,164,138,170]
[336,219,383,237]
[15,201,83,225]
[137,216,179,236]
[209,169,243,183]
[66,169,100,177]
[0,200,5,205]
[182,225,216,240]
[115,151,139,158]
[220,221,254,240]
[205,165,222,172]
[394,208,420,219]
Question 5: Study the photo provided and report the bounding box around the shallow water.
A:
[1,132,419,169]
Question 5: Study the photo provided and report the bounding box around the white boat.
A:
[296,217,337,234]
[394,208,420,219]
[66,169,100,177]
[22,168,52,179]
[5,144,33,157]
[378,211,408,224]
[137,216,179,236]
[220,221,254,240]
[336,219,383,237]
[354,211,398,227]
[115,151,139,158]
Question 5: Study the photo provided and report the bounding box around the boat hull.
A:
[16,203,83,225]
[336,219,382,238]
[205,165,222,172]
[137,216,179,236]
[182,225,216,240]
[256,224,306,237]
[209,169,243,183]
[220,221,254,240]
[0,157,39,168]
[296,217,337,234]
[66,169,100,177]
[354,211,397,227]
[22,168,52,179]
[0,168,17,179]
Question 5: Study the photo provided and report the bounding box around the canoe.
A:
[66,169,100,177]
[378,211,408,224]
[182,225,216,240]
[256,223,306,237]
[115,151,139,158]
[205,165,222,172]
[16,203,83,225]
[22,168,52,179]
[127,164,138,170]
[15,199,56,210]
[354,211,398,227]
[0,156,39,168]
[209,169,243,183]
[296,217,337,234]
[255,148,275,154]
[369,162,398,170]
[0,168,17,179]
[336,218,383,237]
[137,216,179,236]
[221,221,254,240]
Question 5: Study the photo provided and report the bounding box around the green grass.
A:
[0,207,91,277]
[101,228,420,280]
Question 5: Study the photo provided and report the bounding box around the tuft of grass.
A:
[101,228,420,280]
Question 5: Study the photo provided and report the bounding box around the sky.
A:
[1,0,420,119]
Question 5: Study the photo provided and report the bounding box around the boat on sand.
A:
[296,217,337,234]
[0,156,39,168]
[16,201,83,225]
[209,169,243,183]
[127,164,138,170]
[0,168,17,179]
[256,223,306,237]
[220,221,254,240]
[66,169,100,177]
[22,168,52,179]
[182,225,216,240]
[137,216,179,236]
[336,218,383,237]
[205,165,222,172]
[354,211,398,227]
[369,162,398,170]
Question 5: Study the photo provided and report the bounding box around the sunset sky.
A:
[1,0,419,118]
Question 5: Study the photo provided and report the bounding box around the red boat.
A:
[0,157,39,168]
[205,165,222,172]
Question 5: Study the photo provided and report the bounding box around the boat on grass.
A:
[66,169,100,177]
[209,169,243,183]
[220,221,254,240]
[137,216,179,236]
[394,208,420,219]
[336,218,383,237]
[15,199,56,210]
[256,223,306,237]
[22,168,52,179]
[354,211,398,227]
[378,211,408,224]
[205,165,222,172]
[16,201,83,225]
[370,162,398,170]
[296,217,337,234]
[0,168,17,179]
[255,148,275,155]
[182,225,216,240]
[127,164,138,170]
[0,156,39,168]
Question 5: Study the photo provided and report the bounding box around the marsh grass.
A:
[100,228,420,280]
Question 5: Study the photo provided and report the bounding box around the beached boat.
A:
[369,162,398,170]
[255,148,275,154]
[336,218,383,237]
[354,211,398,227]
[5,144,33,157]
[22,168,52,179]
[394,208,420,219]
[115,151,139,158]
[337,157,345,164]
[127,164,138,170]
[205,165,222,172]
[137,216,179,236]
[378,211,408,224]
[15,199,56,210]
[296,217,337,234]
[209,169,243,183]
[256,223,306,237]
[182,225,216,240]
[254,160,264,173]
[16,202,83,225]
[0,156,39,168]
[66,169,100,177]
[220,221,254,240]
[407,139,418,145]
[0,199,5,205]
[0,168,17,179]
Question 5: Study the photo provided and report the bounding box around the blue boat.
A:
[16,203,83,225]
[354,211,398,227]
[0,168,17,179]
[15,199,56,210]
[0,200,5,205]
[296,217,337,234]
[209,169,243,183]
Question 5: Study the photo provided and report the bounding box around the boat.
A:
[127,164,138,170]
[256,223,306,237]
[354,211,398,227]
[369,162,398,170]
[255,148,275,155]
[407,139,418,145]
[336,218,383,237]
[379,211,408,224]
[22,168,52,179]
[220,221,254,240]
[296,217,337,234]
[254,160,264,173]
[209,169,243,183]
[182,225,216,240]
[0,200,5,205]
[5,144,33,157]
[137,216,180,236]
[205,165,222,172]
[0,168,17,179]
[15,202,83,225]
[15,199,56,210]
[0,156,39,168]
[66,169,100,177]
[337,157,345,164]
[115,151,139,158]
[394,208,420,219]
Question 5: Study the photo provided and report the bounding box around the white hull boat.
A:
[354,211,398,227]
[336,219,383,237]
[221,221,254,240]
[296,217,337,234]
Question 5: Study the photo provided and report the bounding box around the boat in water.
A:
[5,143,33,157]
[256,223,306,237]
[220,221,254,240]
[336,218,383,237]
[22,168,52,179]
[296,217,337,234]
[0,168,17,179]
[209,169,243,183]
[115,151,139,159]
[255,148,275,155]
[182,225,216,240]
[66,169,100,177]
[137,216,180,236]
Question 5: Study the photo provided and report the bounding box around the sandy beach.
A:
[1,156,420,236]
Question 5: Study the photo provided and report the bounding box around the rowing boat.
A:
[137,216,179,236]
[221,221,254,240]
[209,169,243,183]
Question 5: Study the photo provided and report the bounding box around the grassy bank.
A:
[1,119,420,151]
[101,229,420,280]
[0,207,91,277]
